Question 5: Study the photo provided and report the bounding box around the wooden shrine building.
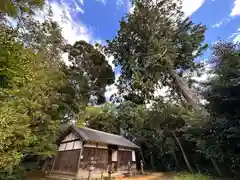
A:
[49,125,139,179]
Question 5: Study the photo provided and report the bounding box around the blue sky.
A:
[48,0,240,61]
[45,0,240,98]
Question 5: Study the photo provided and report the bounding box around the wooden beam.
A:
[61,138,82,144]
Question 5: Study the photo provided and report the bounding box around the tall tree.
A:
[78,104,119,133]
[149,102,201,172]
[108,0,207,105]
[107,0,227,175]
[64,40,115,106]
[203,42,240,174]
[0,24,64,170]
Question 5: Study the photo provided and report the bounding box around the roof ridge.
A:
[80,127,123,138]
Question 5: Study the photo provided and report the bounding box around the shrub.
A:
[0,167,25,180]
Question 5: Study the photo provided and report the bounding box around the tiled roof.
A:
[71,126,139,149]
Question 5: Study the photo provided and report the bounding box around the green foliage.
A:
[174,173,213,180]
[205,42,240,119]
[0,24,31,89]
[0,0,45,18]
[65,40,115,105]
[78,104,118,133]
[1,0,240,179]
[0,25,63,169]
[80,102,203,171]
[0,3,115,171]
[108,0,207,102]
[201,42,240,173]
[0,168,24,180]
[0,105,31,169]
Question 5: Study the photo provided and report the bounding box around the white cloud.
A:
[96,0,107,5]
[234,28,240,43]
[62,53,72,66]
[116,0,124,7]
[49,1,91,44]
[233,35,240,43]
[231,0,240,16]
[229,28,240,43]
[106,55,115,70]
[154,85,170,98]
[191,62,213,83]
[34,0,116,69]
[105,74,120,100]
[35,0,90,45]
[128,1,135,14]
[73,1,84,13]
[212,21,223,28]
[182,0,205,17]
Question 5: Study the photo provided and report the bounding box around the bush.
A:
[0,167,25,180]
[174,173,214,180]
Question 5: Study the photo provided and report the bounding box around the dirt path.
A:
[25,171,177,180]
[116,173,177,180]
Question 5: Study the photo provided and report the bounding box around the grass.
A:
[173,173,215,180]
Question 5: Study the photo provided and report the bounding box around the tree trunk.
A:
[172,151,180,170]
[211,158,222,176]
[172,131,193,173]
[196,164,201,173]
[169,70,202,110]
[150,152,155,170]
[139,146,146,165]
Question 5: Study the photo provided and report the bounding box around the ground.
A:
[25,172,176,180]
[116,173,176,180]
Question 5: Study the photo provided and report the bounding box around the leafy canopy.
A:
[108,0,207,102]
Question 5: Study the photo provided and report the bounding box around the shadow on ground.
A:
[116,173,176,180]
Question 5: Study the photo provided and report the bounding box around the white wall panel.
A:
[73,141,82,149]
[58,140,82,151]
[62,133,79,143]
[132,150,136,161]
[66,142,74,150]
[58,143,66,151]
[112,150,118,161]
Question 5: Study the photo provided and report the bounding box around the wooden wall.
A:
[54,135,138,178]
[81,142,109,170]
[51,132,82,175]
[53,149,81,174]
[58,132,82,151]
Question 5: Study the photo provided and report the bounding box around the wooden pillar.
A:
[116,147,119,171]
[95,143,98,161]
[42,158,48,173]
[49,154,57,176]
